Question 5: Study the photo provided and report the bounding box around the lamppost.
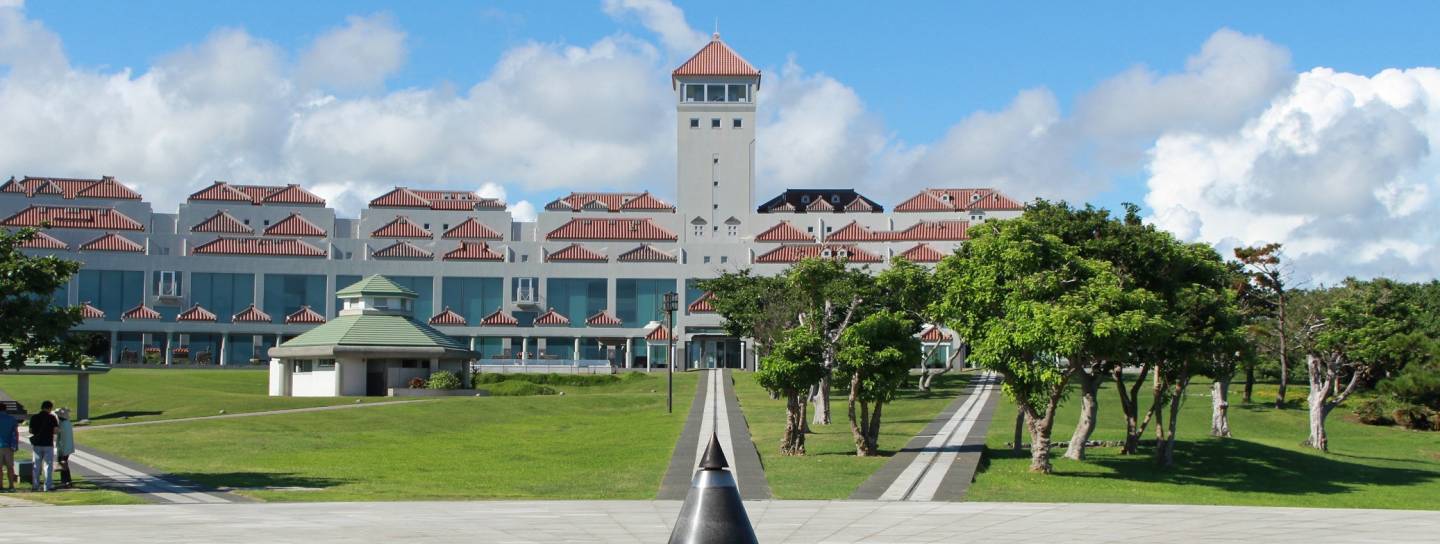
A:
[662,291,678,414]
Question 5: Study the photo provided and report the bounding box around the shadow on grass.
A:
[984,438,1438,496]
[90,410,165,422]
[165,472,349,492]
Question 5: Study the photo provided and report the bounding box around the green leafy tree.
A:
[786,258,876,426]
[1234,243,1293,408]
[874,258,955,390]
[756,326,827,455]
[836,310,922,456]
[698,270,799,358]
[1,227,87,369]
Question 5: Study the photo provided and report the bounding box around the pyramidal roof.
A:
[673,34,760,81]
[335,275,418,299]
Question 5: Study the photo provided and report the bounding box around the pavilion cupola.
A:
[334,275,418,317]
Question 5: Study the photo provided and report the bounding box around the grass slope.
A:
[77,372,699,502]
[969,382,1440,510]
[0,369,373,425]
[732,371,974,499]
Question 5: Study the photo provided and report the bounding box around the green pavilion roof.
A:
[277,314,468,351]
[335,275,418,299]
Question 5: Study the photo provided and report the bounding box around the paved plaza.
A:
[4,499,1436,543]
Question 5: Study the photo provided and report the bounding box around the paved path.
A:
[3,500,1435,543]
[16,442,245,504]
[852,372,1000,501]
[658,369,770,500]
[73,399,431,431]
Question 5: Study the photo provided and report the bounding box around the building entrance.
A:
[687,337,743,369]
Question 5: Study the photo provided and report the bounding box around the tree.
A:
[1302,279,1420,451]
[699,271,799,358]
[1,227,86,370]
[874,258,956,391]
[936,210,1156,473]
[836,310,922,456]
[1234,243,1293,409]
[755,326,827,455]
[786,258,875,426]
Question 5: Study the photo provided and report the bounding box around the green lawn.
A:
[0,369,391,425]
[732,371,975,499]
[76,371,700,502]
[968,381,1440,510]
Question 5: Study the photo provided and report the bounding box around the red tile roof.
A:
[1,175,141,200]
[370,187,505,211]
[122,303,161,321]
[429,307,467,326]
[189,181,325,206]
[893,188,1023,213]
[16,231,68,250]
[80,233,144,252]
[645,324,672,341]
[534,308,571,326]
[754,244,882,264]
[264,213,327,237]
[285,306,325,324]
[824,221,885,242]
[373,241,433,259]
[899,243,945,263]
[2,205,144,230]
[617,244,676,263]
[823,220,970,242]
[192,237,326,257]
[543,192,675,212]
[688,292,716,313]
[673,35,760,79]
[191,210,253,234]
[586,310,621,327]
[371,216,431,238]
[480,308,518,326]
[755,221,813,242]
[177,304,217,322]
[443,241,504,261]
[546,218,676,241]
[79,302,105,319]
[920,325,953,342]
[546,243,607,262]
[442,218,503,240]
[232,304,272,323]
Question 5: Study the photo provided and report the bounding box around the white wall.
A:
[291,366,338,397]
[339,358,367,396]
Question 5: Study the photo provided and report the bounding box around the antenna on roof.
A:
[713,18,720,40]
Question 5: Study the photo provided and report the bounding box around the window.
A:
[442,276,504,324]
[263,220,270,226]
[616,278,676,327]
[693,225,704,237]
[243,219,250,225]
[156,271,181,297]
[423,223,430,230]
[689,118,699,128]
[727,225,738,237]
[294,360,313,373]
[800,195,811,204]
[520,254,529,262]
[728,84,749,102]
[546,278,606,328]
[733,118,743,129]
[192,273,254,323]
[706,84,725,102]
[806,226,814,233]
[684,84,704,102]
[704,256,711,263]
[831,195,841,204]
[712,204,718,210]
[721,256,729,263]
[711,118,720,128]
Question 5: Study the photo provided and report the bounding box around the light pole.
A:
[662,291,678,414]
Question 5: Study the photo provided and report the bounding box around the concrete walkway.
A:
[4,500,1435,543]
[658,369,770,500]
[852,372,1001,501]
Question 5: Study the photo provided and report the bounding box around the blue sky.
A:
[4,0,1440,280]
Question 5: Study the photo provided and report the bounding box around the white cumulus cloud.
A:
[297,13,408,92]
[602,0,707,55]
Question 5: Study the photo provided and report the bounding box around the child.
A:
[55,407,75,489]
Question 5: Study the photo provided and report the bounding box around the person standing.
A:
[27,400,59,492]
[0,411,18,491]
[55,407,75,489]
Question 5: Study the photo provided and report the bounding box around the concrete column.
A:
[431,276,443,318]
[324,275,336,318]
[219,333,229,366]
[163,332,173,366]
[521,337,529,359]
[108,330,118,365]
[333,360,343,396]
[625,337,634,369]
[429,357,439,374]
[275,333,283,349]
[76,374,90,421]
[573,337,581,362]
[282,361,293,396]
[606,277,617,314]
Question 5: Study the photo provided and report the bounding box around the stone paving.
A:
[4,500,1436,543]
[852,372,1000,501]
[659,369,770,500]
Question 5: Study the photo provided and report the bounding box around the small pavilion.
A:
[268,275,477,397]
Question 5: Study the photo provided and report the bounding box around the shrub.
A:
[471,373,619,387]
[1379,362,1440,410]
[426,371,463,390]
[1353,398,1395,426]
[407,377,426,389]
[1392,404,1438,431]
[472,373,508,386]
[487,381,559,396]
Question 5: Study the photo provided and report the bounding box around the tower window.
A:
[690,118,699,128]
[685,84,704,102]
[704,256,711,263]
[728,84,749,102]
[706,84,725,102]
[711,118,720,129]
[733,118,743,128]
[693,225,704,237]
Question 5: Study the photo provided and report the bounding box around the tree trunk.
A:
[1210,379,1231,438]
[847,371,877,456]
[1064,369,1099,461]
[1242,364,1255,404]
[781,391,807,455]
[1158,376,1188,467]
[1012,410,1026,452]
[1114,364,1151,455]
[812,373,832,425]
[1304,354,1331,452]
[1027,398,1062,474]
[866,402,884,454]
[1275,293,1289,410]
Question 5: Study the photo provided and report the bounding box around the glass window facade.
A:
[617,278,676,328]
[476,337,504,358]
[51,282,69,308]
[579,339,607,361]
[227,334,257,365]
[541,337,574,360]
[263,274,326,324]
[186,333,221,364]
[545,278,605,328]
[191,273,254,323]
[77,270,144,322]
[387,276,434,318]
[442,277,503,324]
